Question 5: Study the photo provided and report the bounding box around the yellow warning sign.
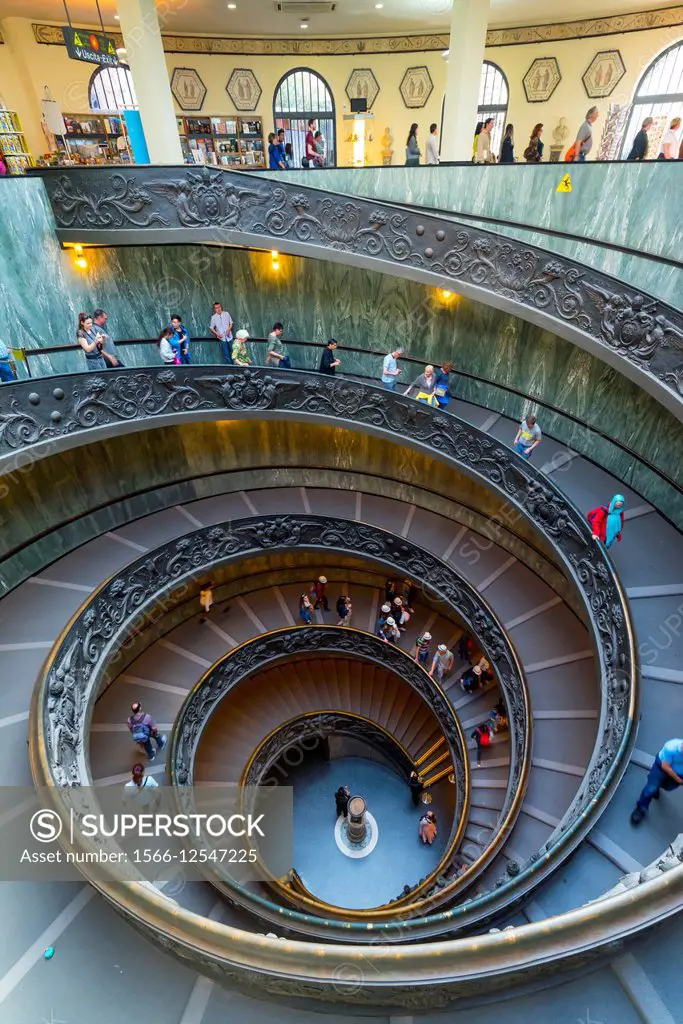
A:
[556,173,573,193]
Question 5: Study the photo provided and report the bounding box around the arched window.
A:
[89,66,138,110]
[477,61,509,156]
[620,40,683,157]
[273,68,336,168]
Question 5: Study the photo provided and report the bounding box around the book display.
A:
[0,110,34,173]
[177,115,264,167]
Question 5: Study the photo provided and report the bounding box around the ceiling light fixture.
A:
[227,3,237,8]
[301,22,309,28]
[375,3,384,7]
[114,14,120,19]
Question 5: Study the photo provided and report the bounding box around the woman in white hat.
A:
[311,575,329,611]
[393,595,411,631]
[430,643,454,683]
[379,616,401,644]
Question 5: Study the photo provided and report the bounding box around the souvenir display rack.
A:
[0,110,34,173]
[177,115,264,167]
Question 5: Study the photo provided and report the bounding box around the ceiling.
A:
[0,0,678,36]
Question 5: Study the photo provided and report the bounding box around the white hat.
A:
[473,665,482,676]
[381,603,391,613]
[386,617,396,626]
[423,632,432,641]
[318,576,327,584]
[235,328,250,340]
[393,596,403,604]
[438,644,447,652]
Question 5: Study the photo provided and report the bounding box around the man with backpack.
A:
[127,702,167,761]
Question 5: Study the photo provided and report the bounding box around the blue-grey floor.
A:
[292,756,449,909]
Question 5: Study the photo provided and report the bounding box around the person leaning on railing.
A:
[76,312,107,372]
[404,363,438,405]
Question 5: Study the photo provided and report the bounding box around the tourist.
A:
[277,128,289,169]
[457,632,474,663]
[409,770,424,806]
[419,810,437,844]
[434,361,453,408]
[405,123,421,167]
[170,314,190,364]
[472,121,483,160]
[378,616,401,644]
[93,309,123,368]
[471,721,492,767]
[658,117,681,160]
[199,581,214,623]
[404,364,437,406]
[311,575,329,611]
[587,494,626,549]
[0,154,8,177]
[313,131,326,167]
[123,763,159,806]
[127,701,167,761]
[489,699,509,734]
[570,106,599,162]
[513,413,542,459]
[475,118,495,163]
[0,338,16,383]
[392,595,411,631]
[426,123,439,165]
[305,119,318,167]
[232,328,251,366]
[627,117,654,161]
[77,312,107,372]
[500,123,515,163]
[268,132,285,170]
[158,326,176,364]
[336,593,351,626]
[335,784,351,819]
[378,602,392,630]
[523,123,544,162]
[266,321,290,368]
[299,592,313,624]
[430,644,454,684]
[209,301,234,364]
[285,142,294,164]
[461,662,485,695]
[631,738,683,824]
[381,346,404,390]
[414,631,432,667]
[319,338,341,375]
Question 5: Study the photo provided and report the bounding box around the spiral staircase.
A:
[0,360,680,1021]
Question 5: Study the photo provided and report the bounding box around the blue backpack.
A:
[131,718,151,744]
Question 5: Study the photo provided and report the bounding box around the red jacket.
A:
[587,505,624,544]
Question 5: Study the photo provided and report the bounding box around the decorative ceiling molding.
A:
[31,6,683,54]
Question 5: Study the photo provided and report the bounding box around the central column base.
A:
[347,795,367,843]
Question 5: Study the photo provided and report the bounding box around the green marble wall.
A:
[0,177,680,524]
[264,164,683,306]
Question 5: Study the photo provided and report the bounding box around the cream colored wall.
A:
[1,15,681,163]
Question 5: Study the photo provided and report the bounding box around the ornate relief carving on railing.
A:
[33,166,683,409]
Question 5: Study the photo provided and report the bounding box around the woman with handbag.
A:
[434,361,453,408]
[523,123,544,162]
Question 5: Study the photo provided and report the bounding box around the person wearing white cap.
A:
[415,631,432,667]
[378,602,392,630]
[311,575,329,611]
[430,643,454,683]
[378,616,401,644]
[393,595,411,631]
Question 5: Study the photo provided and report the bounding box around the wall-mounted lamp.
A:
[271,249,280,271]
[74,256,88,270]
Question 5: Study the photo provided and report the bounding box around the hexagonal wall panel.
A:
[399,66,433,109]
[523,58,561,103]
[170,67,207,112]
[582,50,626,98]
[346,69,380,110]
[226,69,262,112]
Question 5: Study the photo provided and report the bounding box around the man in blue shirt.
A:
[170,314,190,364]
[381,347,404,390]
[277,128,289,169]
[631,738,683,824]
[268,132,285,170]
